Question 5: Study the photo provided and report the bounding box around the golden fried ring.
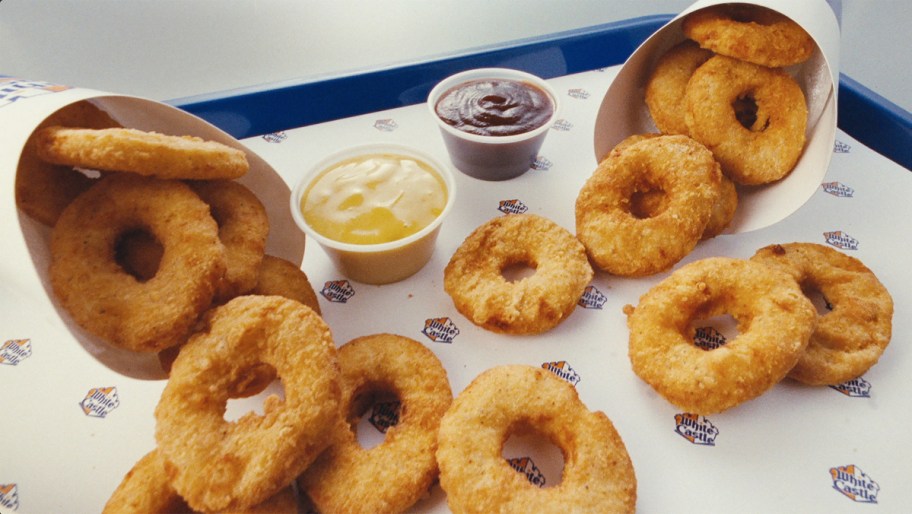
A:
[35,126,249,180]
[15,101,120,226]
[154,295,341,512]
[299,333,453,514]
[251,255,321,315]
[443,213,593,334]
[684,55,808,185]
[102,449,298,514]
[189,180,269,302]
[50,174,225,352]
[682,4,814,67]
[437,364,637,513]
[625,257,817,414]
[575,134,721,276]
[645,41,714,135]
[750,243,894,385]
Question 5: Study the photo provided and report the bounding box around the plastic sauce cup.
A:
[290,143,456,285]
[428,67,560,181]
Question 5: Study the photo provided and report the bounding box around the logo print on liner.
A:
[552,119,573,131]
[321,280,355,303]
[674,413,719,446]
[80,386,120,418]
[498,199,529,215]
[1,339,32,366]
[368,400,401,433]
[830,464,880,503]
[373,119,398,132]
[693,326,726,351]
[261,131,287,144]
[567,88,590,100]
[824,231,859,250]
[578,285,607,310]
[0,483,19,511]
[834,140,851,153]
[542,361,581,386]
[531,156,552,171]
[830,377,872,398]
[507,457,546,488]
[821,181,854,198]
[0,78,70,108]
[422,317,459,344]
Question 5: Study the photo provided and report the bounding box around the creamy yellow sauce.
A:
[301,153,447,245]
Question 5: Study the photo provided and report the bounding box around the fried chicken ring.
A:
[684,55,808,185]
[443,213,593,334]
[299,333,452,514]
[35,126,249,180]
[15,100,120,226]
[154,295,341,512]
[645,41,714,136]
[576,134,721,276]
[102,449,298,514]
[625,257,817,414]
[50,174,225,352]
[751,243,894,385]
[682,4,814,67]
[189,180,269,302]
[437,364,637,513]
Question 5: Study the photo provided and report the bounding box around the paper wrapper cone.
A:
[593,0,841,234]
[0,78,304,379]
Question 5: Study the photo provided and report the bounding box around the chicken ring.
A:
[751,243,894,385]
[299,333,452,514]
[684,55,808,185]
[443,213,593,334]
[576,134,721,276]
[154,295,341,512]
[682,4,814,67]
[15,100,120,226]
[250,255,321,315]
[102,449,298,514]
[625,257,817,414]
[645,41,714,136]
[35,126,249,180]
[437,364,637,513]
[189,180,269,302]
[50,174,225,352]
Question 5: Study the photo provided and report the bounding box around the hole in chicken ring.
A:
[436,364,637,513]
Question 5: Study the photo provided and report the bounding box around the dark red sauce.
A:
[434,78,554,137]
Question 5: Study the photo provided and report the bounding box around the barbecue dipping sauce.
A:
[301,154,448,245]
[434,78,554,136]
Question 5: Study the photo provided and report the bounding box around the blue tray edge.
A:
[170,15,911,172]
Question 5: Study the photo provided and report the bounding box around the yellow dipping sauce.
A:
[301,153,448,245]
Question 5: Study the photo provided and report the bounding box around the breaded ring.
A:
[15,100,120,226]
[750,243,894,385]
[682,4,815,67]
[437,365,637,513]
[250,255,321,315]
[50,174,225,352]
[299,333,452,514]
[625,257,817,414]
[154,295,341,512]
[102,449,298,514]
[611,134,737,240]
[645,41,714,135]
[189,180,269,302]
[684,55,808,185]
[575,134,721,276]
[35,126,249,180]
[443,213,593,334]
